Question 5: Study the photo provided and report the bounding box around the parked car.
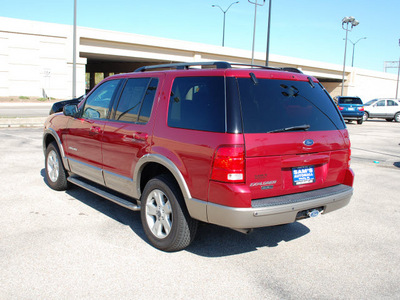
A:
[49,95,85,115]
[43,61,354,251]
[363,98,400,122]
[335,96,364,124]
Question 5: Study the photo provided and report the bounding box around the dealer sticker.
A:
[292,166,315,185]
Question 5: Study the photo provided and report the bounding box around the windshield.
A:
[338,97,363,105]
[237,78,345,133]
[364,99,377,106]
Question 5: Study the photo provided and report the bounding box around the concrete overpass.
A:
[0,17,398,101]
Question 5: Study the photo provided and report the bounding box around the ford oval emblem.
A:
[303,139,314,146]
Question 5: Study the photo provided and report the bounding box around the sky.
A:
[2,0,400,74]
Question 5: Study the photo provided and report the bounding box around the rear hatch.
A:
[232,70,350,200]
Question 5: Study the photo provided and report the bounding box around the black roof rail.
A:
[229,63,303,74]
[134,61,231,72]
[280,67,303,74]
[134,61,303,74]
[229,63,278,70]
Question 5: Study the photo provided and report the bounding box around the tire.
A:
[45,142,69,191]
[140,174,198,252]
[357,119,363,125]
[363,112,368,121]
[395,112,400,123]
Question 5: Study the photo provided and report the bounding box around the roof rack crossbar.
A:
[229,63,278,70]
[134,61,231,72]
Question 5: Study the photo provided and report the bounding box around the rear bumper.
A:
[342,115,363,121]
[193,184,353,229]
[340,111,364,120]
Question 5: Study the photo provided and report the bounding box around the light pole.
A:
[396,39,400,99]
[265,0,272,66]
[72,0,77,98]
[348,37,366,67]
[248,0,265,65]
[212,1,239,47]
[341,16,359,96]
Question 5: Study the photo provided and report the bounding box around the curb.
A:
[0,117,46,128]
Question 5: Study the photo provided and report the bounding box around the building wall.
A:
[0,17,86,98]
[347,68,398,101]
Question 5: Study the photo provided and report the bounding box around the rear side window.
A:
[338,97,362,105]
[237,78,345,133]
[114,78,158,123]
[168,77,225,132]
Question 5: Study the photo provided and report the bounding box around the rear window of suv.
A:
[338,97,363,105]
[237,78,345,133]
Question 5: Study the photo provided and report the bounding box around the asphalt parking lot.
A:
[0,120,399,299]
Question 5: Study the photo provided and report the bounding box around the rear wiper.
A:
[267,124,310,133]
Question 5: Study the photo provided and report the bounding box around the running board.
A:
[67,176,141,211]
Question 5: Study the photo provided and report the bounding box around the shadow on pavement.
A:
[40,168,311,256]
[187,222,310,257]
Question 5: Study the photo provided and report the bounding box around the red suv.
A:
[43,62,354,251]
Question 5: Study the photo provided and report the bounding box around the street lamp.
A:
[265,0,272,66]
[341,16,359,96]
[396,39,400,99]
[212,1,239,47]
[248,0,265,65]
[72,0,77,98]
[348,37,367,67]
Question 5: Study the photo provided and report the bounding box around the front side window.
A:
[167,77,225,132]
[237,78,345,133]
[364,99,377,106]
[82,80,121,119]
[376,100,385,107]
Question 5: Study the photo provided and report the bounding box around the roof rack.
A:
[134,61,303,74]
[134,61,231,72]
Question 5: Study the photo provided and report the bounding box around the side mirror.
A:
[63,104,78,117]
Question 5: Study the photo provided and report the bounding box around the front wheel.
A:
[140,175,198,252]
[45,142,68,191]
[363,112,369,121]
[395,112,400,123]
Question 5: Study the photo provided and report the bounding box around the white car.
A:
[363,98,400,122]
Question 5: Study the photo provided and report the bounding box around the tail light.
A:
[348,140,352,167]
[338,106,344,111]
[211,145,245,183]
[358,106,364,111]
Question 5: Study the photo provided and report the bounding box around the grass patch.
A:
[19,96,30,100]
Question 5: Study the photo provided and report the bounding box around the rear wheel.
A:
[140,174,198,251]
[395,112,400,123]
[357,119,363,125]
[45,142,68,191]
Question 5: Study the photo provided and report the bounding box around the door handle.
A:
[133,132,148,141]
[89,126,102,135]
